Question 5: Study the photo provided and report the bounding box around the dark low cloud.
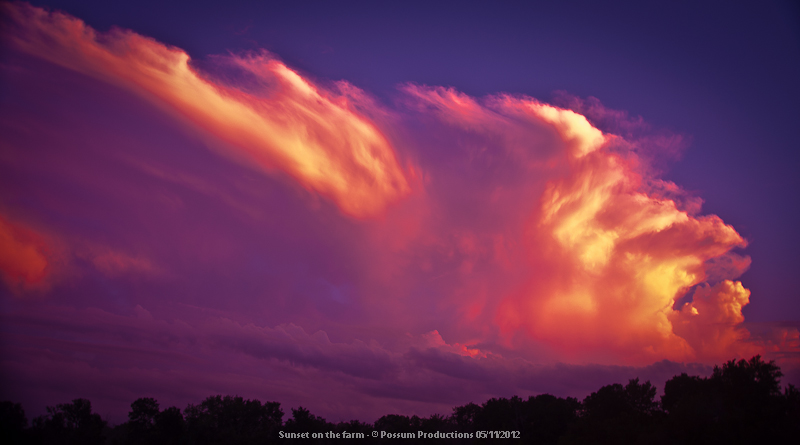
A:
[1,304,736,423]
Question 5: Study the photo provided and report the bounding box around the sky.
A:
[1,0,799,424]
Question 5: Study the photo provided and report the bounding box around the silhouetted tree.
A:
[523,394,579,444]
[662,355,788,444]
[453,402,481,431]
[1,401,28,444]
[154,406,186,444]
[451,394,578,444]
[561,378,664,444]
[31,398,107,445]
[111,398,186,445]
[781,384,800,440]
[281,406,334,443]
[127,397,159,443]
[9,355,799,445]
[661,372,718,443]
[474,396,526,432]
[373,413,413,435]
[184,395,282,445]
[420,412,454,432]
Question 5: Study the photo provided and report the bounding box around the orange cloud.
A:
[0,215,50,292]
[515,100,606,159]
[0,213,157,292]
[2,3,774,367]
[670,280,758,361]
[496,99,749,363]
[2,2,410,218]
[404,86,755,364]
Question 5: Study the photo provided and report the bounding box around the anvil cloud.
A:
[1,1,797,423]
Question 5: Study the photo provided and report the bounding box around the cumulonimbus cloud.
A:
[402,86,764,364]
[1,2,411,218]
[3,2,796,374]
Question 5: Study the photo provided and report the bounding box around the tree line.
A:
[2,356,798,444]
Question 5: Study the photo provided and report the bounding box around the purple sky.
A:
[1,0,799,424]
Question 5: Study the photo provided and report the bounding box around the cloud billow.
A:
[1,1,797,423]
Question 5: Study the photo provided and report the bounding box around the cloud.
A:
[2,1,798,425]
[75,245,157,277]
[399,86,755,364]
[1,2,411,218]
[670,280,758,361]
[0,304,726,424]
[0,215,51,292]
[0,2,768,363]
[0,214,157,293]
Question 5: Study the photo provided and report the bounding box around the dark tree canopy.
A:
[184,395,283,445]
[562,378,663,444]
[30,398,106,445]
[5,356,799,444]
[1,401,28,443]
[661,355,791,444]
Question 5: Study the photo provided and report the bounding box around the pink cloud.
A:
[0,215,51,293]
[398,86,759,365]
[2,1,798,424]
[2,2,411,218]
[77,246,157,277]
[670,280,758,361]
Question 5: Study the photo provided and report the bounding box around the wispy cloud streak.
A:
[2,2,410,218]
